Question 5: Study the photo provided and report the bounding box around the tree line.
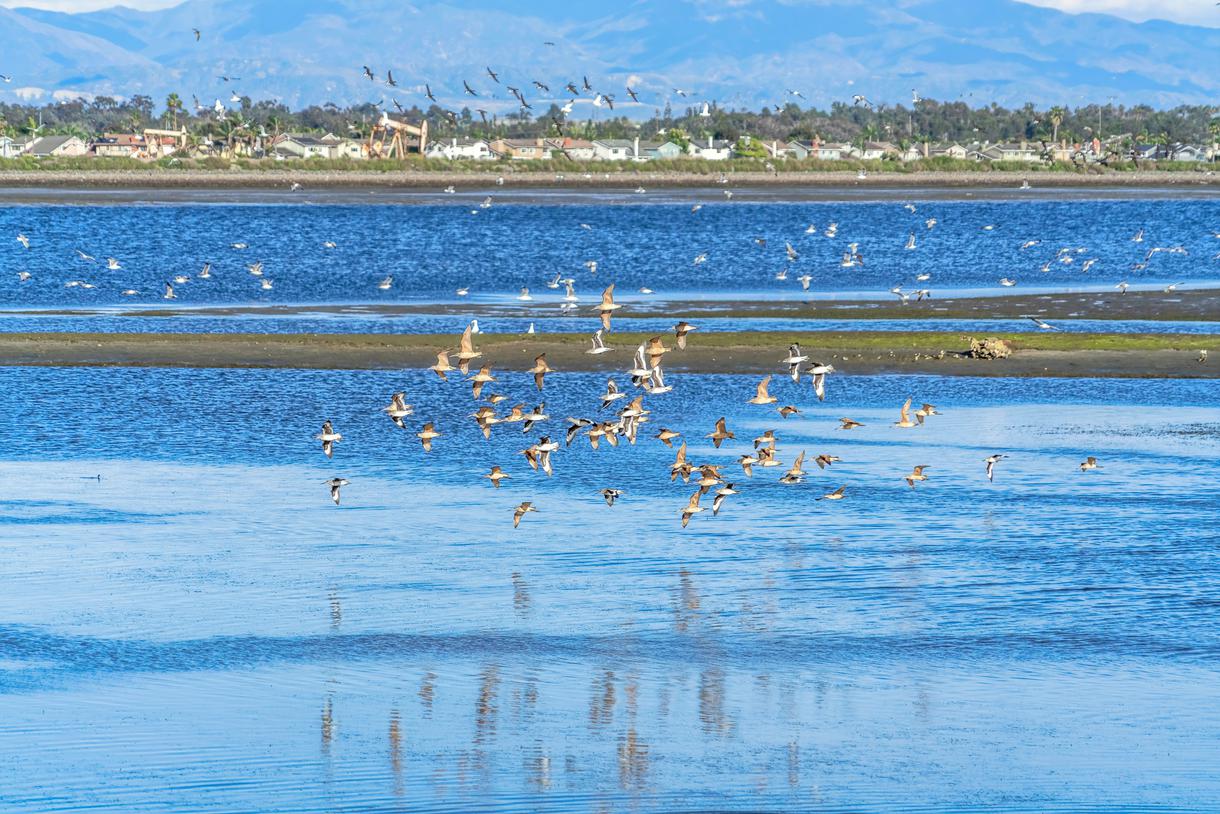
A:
[3,94,1218,151]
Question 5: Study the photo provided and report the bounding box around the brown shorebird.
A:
[706,417,734,448]
[513,502,537,528]
[747,376,778,406]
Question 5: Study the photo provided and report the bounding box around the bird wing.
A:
[755,376,771,400]
[900,398,912,422]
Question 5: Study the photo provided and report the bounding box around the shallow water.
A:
[1,365,1218,811]
[1,311,1218,336]
[3,198,1220,307]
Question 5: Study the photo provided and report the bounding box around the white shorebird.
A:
[315,421,342,458]
[383,392,414,429]
[1079,456,1101,472]
[781,343,808,382]
[807,362,834,401]
[324,478,350,506]
[984,454,1006,482]
[1024,315,1059,331]
[107,258,122,270]
[999,278,1017,287]
[16,233,31,249]
[378,276,393,290]
[163,282,177,300]
[586,329,613,355]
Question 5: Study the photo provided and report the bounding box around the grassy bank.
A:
[0,331,1212,378]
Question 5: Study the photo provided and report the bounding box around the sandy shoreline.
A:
[0,170,1218,204]
[8,289,1218,324]
[0,331,1212,378]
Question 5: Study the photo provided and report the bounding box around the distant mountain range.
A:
[2,0,1219,112]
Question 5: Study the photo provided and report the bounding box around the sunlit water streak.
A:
[0,365,1218,811]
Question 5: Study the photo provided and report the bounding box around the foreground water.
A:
[3,197,1220,307]
[1,365,1218,812]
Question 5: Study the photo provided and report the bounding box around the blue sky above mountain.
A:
[1,0,1218,111]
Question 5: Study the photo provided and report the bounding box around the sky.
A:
[0,0,1217,26]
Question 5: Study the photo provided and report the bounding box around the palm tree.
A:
[1048,106,1066,144]
[164,93,183,130]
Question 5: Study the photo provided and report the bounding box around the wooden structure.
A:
[367,112,427,159]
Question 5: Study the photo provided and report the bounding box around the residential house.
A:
[27,135,88,158]
[978,142,1042,163]
[1169,144,1207,162]
[925,142,970,160]
[640,141,684,160]
[689,137,734,160]
[91,133,146,158]
[426,138,495,160]
[544,138,597,161]
[0,135,25,159]
[849,141,898,160]
[758,140,794,159]
[488,138,553,160]
[898,144,924,162]
[592,139,637,161]
[274,134,340,159]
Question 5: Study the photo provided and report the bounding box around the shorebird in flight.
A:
[383,392,413,429]
[807,362,834,402]
[984,454,1006,482]
[484,466,511,488]
[600,488,624,507]
[586,329,613,354]
[325,477,349,506]
[838,417,864,430]
[316,421,342,458]
[417,422,440,452]
[673,321,697,349]
[430,350,456,381]
[781,344,808,382]
[778,405,801,419]
[817,485,846,501]
[1024,315,1059,331]
[1079,456,1101,472]
[469,363,496,400]
[712,483,738,516]
[529,354,553,390]
[16,233,29,249]
[747,376,778,405]
[595,284,622,331]
[894,398,919,428]
[707,417,735,448]
[904,465,930,489]
[680,492,704,528]
[513,502,537,528]
[455,322,481,374]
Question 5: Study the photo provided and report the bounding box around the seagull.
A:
[324,478,349,506]
[1164,282,1182,293]
[463,80,478,96]
[513,502,538,528]
[984,454,1006,482]
[105,257,121,270]
[1131,229,1144,243]
[1079,456,1101,472]
[75,249,95,261]
[600,488,624,507]
[16,233,29,249]
[378,276,393,291]
[903,465,930,489]
[192,27,201,41]
[163,282,177,300]
[1115,281,1129,294]
[999,278,1017,287]
[1197,349,1207,363]
[315,420,342,458]
[1024,315,1059,331]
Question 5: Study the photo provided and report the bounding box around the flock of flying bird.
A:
[310,284,1114,528]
